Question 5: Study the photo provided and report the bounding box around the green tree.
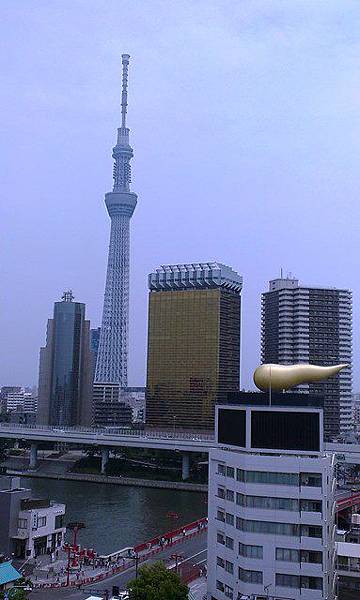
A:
[127,562,188,600]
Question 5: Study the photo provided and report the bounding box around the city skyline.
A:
[1,2,360,390]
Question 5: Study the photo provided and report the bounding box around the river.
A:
[22,477,207,555]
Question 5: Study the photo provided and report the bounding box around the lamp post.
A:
[127,550,139,579]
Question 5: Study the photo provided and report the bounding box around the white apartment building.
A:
[207,399,336,600]
[0,477,66,560]
[262,277,352,437]
[5,390,37,413]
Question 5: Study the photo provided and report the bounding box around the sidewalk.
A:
[189,576,207,600]
[31,518,208,590]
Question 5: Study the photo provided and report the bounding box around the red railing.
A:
[336,492,360,512]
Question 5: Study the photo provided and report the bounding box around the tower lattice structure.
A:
[95,54,137,385]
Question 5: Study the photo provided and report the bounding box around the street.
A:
[28,532,207,599]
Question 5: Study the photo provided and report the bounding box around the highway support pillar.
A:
[181,452,190,481]
[101,447,110,475]
[29,443,38,470]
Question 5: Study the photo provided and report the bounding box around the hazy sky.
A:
[1,1,360,390]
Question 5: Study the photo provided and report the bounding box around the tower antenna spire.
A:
[121,54,130,128]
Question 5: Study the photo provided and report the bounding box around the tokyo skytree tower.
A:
[94,54,137,385]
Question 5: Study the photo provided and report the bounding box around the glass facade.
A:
[146,287,241,429]
[48,299,87,426]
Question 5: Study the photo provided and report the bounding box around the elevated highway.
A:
[0,423,216,478]
[2,424,360,476]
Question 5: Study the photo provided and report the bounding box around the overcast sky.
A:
[1,0,360,390]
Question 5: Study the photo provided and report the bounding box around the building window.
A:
[300,524,322,539]
[225,536,234,550]
[217,509,225,523]
[236,517,299,537]
[226,466,235,478]
[216,580,224,592]
[218,464,226,476]
[236,469,298,486]
[55,515,64,529]
[217,487,225,499]
[225,560,233,574]
[301,550,323,564]
[276,573,300,589]
[224,585,233,599]
[18,518,27,529]
[225,512,234,526]
[276,574,322,591]
[38,516,47,527]
[300,577,323,591]
[238,567,263,584]
[236,493,298,511]
[300,472,322,487]
[226,489,235,502]
[217,532,225,545]
[276,548,300,562]
[300,499,322,513]
[239,542,263,559]
[217,556,225,568]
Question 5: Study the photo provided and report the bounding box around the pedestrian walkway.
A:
[31,517,208,590]
[189,576,207,600]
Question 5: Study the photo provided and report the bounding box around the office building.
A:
[37,291,92,427]
[4,389,37,413]
[0,387,22,414]
[207,394,336,600]
[92,383,132,427]
[261,276,352,438]
[0,476,66,559]
[146,263,242,430]
[95,54,137,386]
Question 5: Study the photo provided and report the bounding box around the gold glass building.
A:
[146,263,242,430]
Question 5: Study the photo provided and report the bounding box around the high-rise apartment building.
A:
[207,395,336,600]
[146,263,242,430]
[95,54,137,386]
[261,277,352,438]
[37,291,92,426]
[92,383,132,427]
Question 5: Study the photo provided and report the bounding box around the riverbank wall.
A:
[6,468,208,492]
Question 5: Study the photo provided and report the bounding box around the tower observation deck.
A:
[94,54,137,385]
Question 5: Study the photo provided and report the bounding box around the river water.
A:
[22,478,207,555]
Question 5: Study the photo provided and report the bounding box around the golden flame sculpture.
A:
[253,363,348,392]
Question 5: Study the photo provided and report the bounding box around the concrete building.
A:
[5,390,37,413]
[121,387,146,423]
[92,383,133,427]
[95,54,137,387]
[146,263,242,431]
[0,476,66,559]
[261,276,352,438]
[37,291,93,427]
[0,387,22,414]
[207,394,336,600]
[352,393,360,431]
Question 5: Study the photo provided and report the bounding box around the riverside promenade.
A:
[31,517,208,592]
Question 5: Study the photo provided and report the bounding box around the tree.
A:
[127,561,188,600]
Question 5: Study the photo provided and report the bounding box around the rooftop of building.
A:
[0,561,21,586]
[148,262,243,292]
[226,390,324,408]
[266,276,351,294]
